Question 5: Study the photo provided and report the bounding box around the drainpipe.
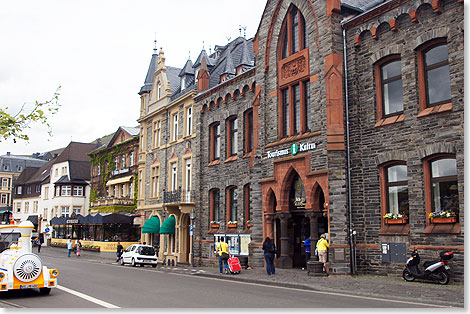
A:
[342,27,356,275]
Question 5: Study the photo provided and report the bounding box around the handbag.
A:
[221,252,229,260]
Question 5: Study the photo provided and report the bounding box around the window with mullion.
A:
[381,59,403,117]
[293,84,301,135]
[227,187,238,222]
[424,43,451,107]
[227,117,238,157]
[244,109,253,153]
[210,123,221,161]
[210,189,220,223]
[280,5,306,60]
[430,158,459,213]
[304,81,311,131]
[385,164,409,216]
[282,88,290,138]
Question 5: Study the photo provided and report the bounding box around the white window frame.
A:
[171,163,177,192]
[61,185,71,196]
[61,206,70,217]
[173,113,179,142]
[186,107,193,136]
[73,186,84,196]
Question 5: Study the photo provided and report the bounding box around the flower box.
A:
[384,218,408,224]
[431,217,457,224]
[227,224,237,228]
[210,224,220,228]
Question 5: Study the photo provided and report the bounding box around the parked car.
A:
[120,244,158,267]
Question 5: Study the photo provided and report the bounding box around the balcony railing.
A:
[91,197,135,207]
[162,188,194,204]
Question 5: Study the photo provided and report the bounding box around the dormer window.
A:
[236,66,243,75]
[181,76,186,90]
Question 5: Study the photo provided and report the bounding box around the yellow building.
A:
[137,47,196,266]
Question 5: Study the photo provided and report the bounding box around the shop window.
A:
[417,39,452,114]
[374,55,404,123]
[226,116,238,158]
[227,186,238,223]
[244,109,253,154]
[209,122,221,163]
[210,189,220,224]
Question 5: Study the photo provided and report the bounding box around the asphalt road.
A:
[0,253,444,308]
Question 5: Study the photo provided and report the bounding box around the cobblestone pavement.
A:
[41,246,464,308]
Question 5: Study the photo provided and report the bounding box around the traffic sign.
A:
[45,228,50,232]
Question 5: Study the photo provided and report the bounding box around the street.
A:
[0,248,452,309]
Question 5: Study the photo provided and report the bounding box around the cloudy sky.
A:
[0,0,266,156]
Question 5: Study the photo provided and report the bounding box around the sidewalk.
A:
[41,246,464,307]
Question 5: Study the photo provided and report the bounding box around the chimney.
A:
[6,152,10,156]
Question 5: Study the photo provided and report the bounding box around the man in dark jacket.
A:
[116,242,124,262]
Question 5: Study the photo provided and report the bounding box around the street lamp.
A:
[190,208,195,267]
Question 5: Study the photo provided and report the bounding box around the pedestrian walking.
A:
[116,242,124,262]
[262,237,276,275]
[66,238,73,257]
[304,235,312,266]
[75,239,82,257]
[215,237,230,274]
[316,234,329,274]
[34,237,42,254]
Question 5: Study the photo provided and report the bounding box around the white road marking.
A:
[57,285,120,308]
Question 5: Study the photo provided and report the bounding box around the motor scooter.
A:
[403,250,453,285]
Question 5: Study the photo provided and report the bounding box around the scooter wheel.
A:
[437,270,450,285]
[402,269,415,282]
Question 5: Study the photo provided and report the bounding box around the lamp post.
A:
[190,208,195,267]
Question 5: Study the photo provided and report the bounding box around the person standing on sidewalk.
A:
[66,238,73,257]
[316,234,329,274]
[304,236,312,266]
[215,237,230,274]
[262,237,276,275]
[116,242,124,262]
[75,239,82,257]
[35,237,42,254]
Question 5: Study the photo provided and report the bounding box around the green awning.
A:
[159,216,176,234]
[142,216,160,234]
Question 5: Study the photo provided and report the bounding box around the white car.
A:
[120,244,158,268]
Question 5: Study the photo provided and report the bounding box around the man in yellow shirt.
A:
[316,234,329,273]
[215,237,231,274]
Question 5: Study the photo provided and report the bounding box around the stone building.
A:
[137,47,196,265]
[193,36,259,266]
[343,0,464,279]
[88,126,140,214]
[192,0,463,280]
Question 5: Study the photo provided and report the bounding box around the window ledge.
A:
[424,222,460,234]
[417,103,452,118]
[208,160,220,167]
[224,155,238,163]
[379,223,410,235]
[374,114,405,128]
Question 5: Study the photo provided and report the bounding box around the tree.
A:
[0,87,61,142]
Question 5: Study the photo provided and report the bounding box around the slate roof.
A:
[120,126,140,137]
[0,154,47,174]
[205,37,255,90]
[14,167,41,184]
[167,66,183,95]
[341,0,386,12]
[179,59,195,76]
[139,51,159,95]
[54,142,98,163]
[194,49,216,69]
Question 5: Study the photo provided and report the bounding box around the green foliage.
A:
[0,87,61,142]
[90,204,137,214]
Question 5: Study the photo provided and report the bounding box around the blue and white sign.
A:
[45,227,50,233]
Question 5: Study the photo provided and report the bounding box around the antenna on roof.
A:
[226,36,231,43]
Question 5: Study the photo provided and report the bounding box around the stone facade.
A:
[344,0,464,280]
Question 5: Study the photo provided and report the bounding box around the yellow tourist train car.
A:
[0,221,58,295]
